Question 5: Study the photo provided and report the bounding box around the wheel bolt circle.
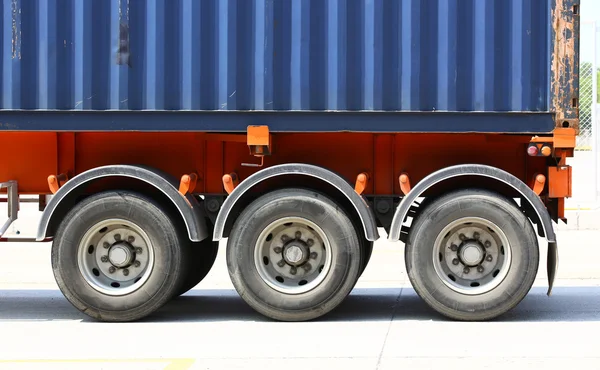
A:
[450,244,458,252]
[452,258,460,265]
[101,255,109,263]
[473,232,480,240]
[477,266,484,273]
[114,234,121,241]
[127,236,135,243]
[281,235,289,242]
[103,242,110,249]
[135,247,142,254]
[123,269,129,276]
[463,267,470,274]
[307,239,314,247]
[295,231,302,239]
[290,267,297,275]
[274,246,283,254]
[134,261,141,267]
[486,255,493,262]
[277,260,286,267]
[485,241,491,248]
[310,252,318,259]
[303,263,312,271]
[459,233,466,241]
[108,266,116,274]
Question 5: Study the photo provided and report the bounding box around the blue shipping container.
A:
[0,0,579,133]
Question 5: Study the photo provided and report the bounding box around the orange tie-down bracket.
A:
[47,173,70,194]
[528,127,574,199]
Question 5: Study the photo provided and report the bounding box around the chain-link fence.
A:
[568,21,599,208]
[577,21,598,150]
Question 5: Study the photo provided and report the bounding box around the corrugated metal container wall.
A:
[1,0,551,112]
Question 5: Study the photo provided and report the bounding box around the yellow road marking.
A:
[0,358,195,370]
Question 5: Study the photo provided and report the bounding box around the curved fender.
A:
[36,165,208,242]
[213,163,380,242]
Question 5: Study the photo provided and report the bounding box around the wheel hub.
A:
[108,242,135,268]
[283,243,309,266]
[459,242,485,266]
[432,217,512,295]
[78,219,154,296]
[255,217,331,295]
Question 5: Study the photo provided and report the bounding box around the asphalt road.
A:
[1,230,600,369]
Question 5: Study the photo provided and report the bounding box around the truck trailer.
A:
[0,0,579,322]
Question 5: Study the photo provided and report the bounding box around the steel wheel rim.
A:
[432,216,512,295]
[77,218,155,296]
[254,216,332,295]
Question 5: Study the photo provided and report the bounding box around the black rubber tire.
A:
[51,191,188,322]
[226,188,362,322]
[175,238,219,297]
[405,188,539,321]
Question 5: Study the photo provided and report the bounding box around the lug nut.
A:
[450,244,458,252]
[484,241,491,248]
[127,236,135,243]
[477,266,484,273]
[307,239,314,247]
[281,235,290,242]
[310,252,318,259]
[135,247,142,254]
[463,267,470,274]
[459,233,466,241]
[295,231,302,239]
[274,246,283,254]
[108,266,116,274]
[277,260,286,267]
[114,234,121,241]
[452,258,460,265]
[123,269,129,276]
[134,261,141,267]
[103,242,110,249]
[290,267,297,275]
[473,232,480,240]
[486,255,493,262]
[303,263,312,271]
[101,255,109,263]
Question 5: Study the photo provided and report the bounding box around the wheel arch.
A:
[389,164,556,244]
[213,164,380,242]
[37,165,209,242]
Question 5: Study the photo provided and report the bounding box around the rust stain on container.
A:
[11,0,21,60]
[551,0,579,131]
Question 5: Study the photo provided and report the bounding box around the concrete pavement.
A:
[1,229,600,369]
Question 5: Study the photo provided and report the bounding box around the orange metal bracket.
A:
[179,173,198,196]
[354,173,369,195]
[247,125,271,156]
[399,173,411,195]
[243,125,271,168]
[222,173,239,195]
[548,166,572,198]
[47,173,69,194]
[530,128,576,152]
[530,173,546,195]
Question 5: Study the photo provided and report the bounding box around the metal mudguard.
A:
[212,163,380,242]
[36,165,208,242]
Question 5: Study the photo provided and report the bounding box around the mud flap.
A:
[547,242,558,296]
